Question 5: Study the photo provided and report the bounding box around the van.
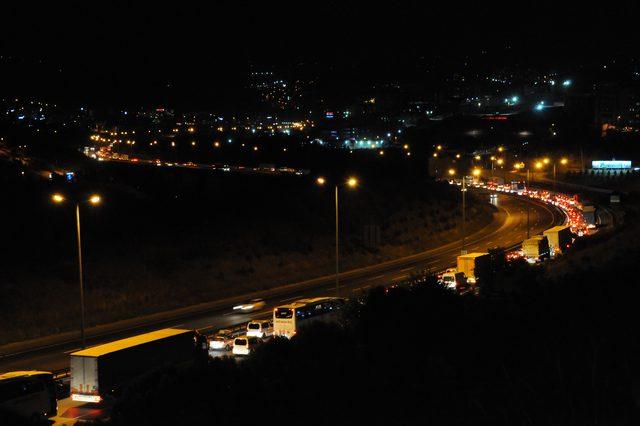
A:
[246,320,273,338]
[232,336,262,356]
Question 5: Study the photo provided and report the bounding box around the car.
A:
[232,335,262,356]
[209,330,235,351]
[246,320,273,338]
[232,299,266,312]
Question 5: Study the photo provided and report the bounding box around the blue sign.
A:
[591,160,631,170]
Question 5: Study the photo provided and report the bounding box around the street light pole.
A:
[461,177,466,254]
[52,192,100,350]
[334,184,339,298]
[75,203,86,349]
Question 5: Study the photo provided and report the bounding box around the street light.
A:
[317,177,358,297]
[448,168,456,176]
[51,192,102,349]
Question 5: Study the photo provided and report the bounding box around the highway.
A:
[0,191,563,376]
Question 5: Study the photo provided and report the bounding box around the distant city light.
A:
[562,79,572,87]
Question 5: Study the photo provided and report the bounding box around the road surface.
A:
[0,192,562,377]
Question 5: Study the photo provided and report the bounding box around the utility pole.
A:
[335,185,339,298]
[461,177,466,254]
[76,203,86,349]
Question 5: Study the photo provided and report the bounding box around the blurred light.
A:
[535,161,543,169]
[474,155,481,160]
[560,158,568,165]
[496,158,504,165]
[433,153,438,158]
[316,177,326,186]
[455,153,461,159]
[472,168,481,177]
[562,79,572,87]
[89,195,101,205]
[448,168,456,176]
[543,158,550,165]
[498,146,504,152]
[347,177,358,188]
[379,150,384,156]
[52,193,65,203]
[436,145,442,150]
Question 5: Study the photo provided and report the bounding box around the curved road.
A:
[0,192,563,373]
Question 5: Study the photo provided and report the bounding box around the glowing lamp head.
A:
[543,158,550,165]
[89,195,101,205]
[52,193,65,204]
[535,161,543,169]
[472,169,481,177]
[560,158,568,165]
[316,177,326,186]
[496,159,504,166]
[347,177,358,188]
[448,168,456,176]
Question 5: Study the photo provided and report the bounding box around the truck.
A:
[543,225,572,256]
[522,235,550,260]
[70,328,202,403]
[582,204,596,226]
[456,253,490,284]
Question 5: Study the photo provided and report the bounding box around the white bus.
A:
[273,297,345,338]
[0,371,57,422]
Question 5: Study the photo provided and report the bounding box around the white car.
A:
[246,320,273,338]
[232,299,266,312]
[232,335,262,356]
[209,330,234,351]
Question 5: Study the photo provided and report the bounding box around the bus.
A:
[0,371,57,422]
[273,297,345,338]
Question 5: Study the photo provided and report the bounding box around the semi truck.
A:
[543,225,572,256]
[456,253,490,284]
[70,328,202,403]
[522,235,550,260]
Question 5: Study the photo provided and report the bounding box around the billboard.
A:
[591,160,631,170]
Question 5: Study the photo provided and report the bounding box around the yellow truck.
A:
[543,225,572,256]
[522,235,550,260]
[456,253,490,284]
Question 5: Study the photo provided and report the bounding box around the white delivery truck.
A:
[70,328,200,403]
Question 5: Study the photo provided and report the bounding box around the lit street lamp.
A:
[51,192,102,349]
[316,177,358,297]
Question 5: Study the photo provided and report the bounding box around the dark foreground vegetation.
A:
[103,201,640,426]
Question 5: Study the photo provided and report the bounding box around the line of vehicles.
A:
[0,297,345,422]
[0,182,596,422]
[439,178,593,291]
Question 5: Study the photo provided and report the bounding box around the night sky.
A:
[1,1,638,107]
